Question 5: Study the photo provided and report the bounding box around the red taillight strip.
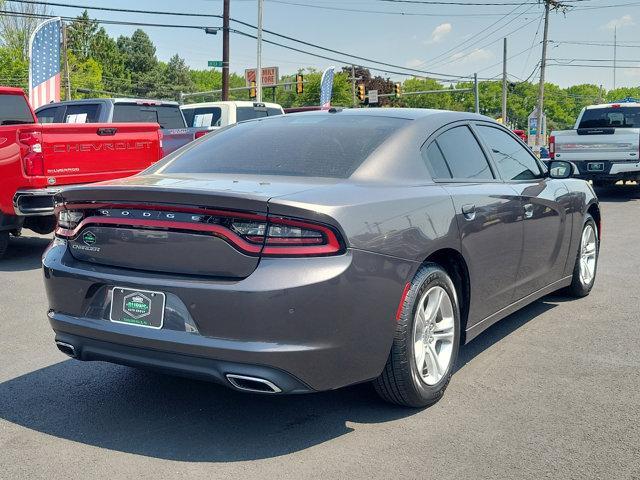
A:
[395,282,412,321]
[56,217,263,254]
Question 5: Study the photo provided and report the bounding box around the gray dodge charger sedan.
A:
[43,108,600,407]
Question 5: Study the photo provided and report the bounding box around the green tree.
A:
[67,10,98,61]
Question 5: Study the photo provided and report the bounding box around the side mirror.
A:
[548,160,574,179]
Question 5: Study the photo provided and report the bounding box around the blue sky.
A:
[47,0,640,88]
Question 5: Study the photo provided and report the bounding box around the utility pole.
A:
[256,0,264,102]
[535,0,551,151]
[222,0,230,101]
[613,26,617,90]
[473,73,479,114]
[62,22,71,100]
[501,37,507,125]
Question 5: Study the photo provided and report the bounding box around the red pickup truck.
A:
[0,87,163,258]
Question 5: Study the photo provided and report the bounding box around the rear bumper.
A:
[43,241,414,392]
[13,187,62,216]
[570,160,640,180]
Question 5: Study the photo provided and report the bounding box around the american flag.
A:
[29,17,62,110]
[319,66,335,110]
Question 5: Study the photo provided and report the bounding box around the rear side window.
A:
[578,107,640,129]
[476,125,542,181]
[435,126,494,180]
[0,94,35,125]
[157,115,408,178]
[113,104,186,129]
[267,107,283,117]
[36,106,59,124]
[422,142,452,179]
[182,107,222,127]
[64,104,100,123]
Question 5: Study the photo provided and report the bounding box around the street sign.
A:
[245,66,279,87]
[208,60,223,68]
[368,89,378,104]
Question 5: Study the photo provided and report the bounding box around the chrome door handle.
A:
[462,204,476,221]
[523,203,534,219]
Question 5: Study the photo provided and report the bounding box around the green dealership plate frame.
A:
[109,287,166,330]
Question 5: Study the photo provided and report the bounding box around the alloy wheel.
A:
[412,286,455,386]
[579,224,597,285]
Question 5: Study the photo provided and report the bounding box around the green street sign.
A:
[208,60,223,68]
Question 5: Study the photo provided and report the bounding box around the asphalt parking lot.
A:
[1,187,639,480]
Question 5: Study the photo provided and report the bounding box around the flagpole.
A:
[62,22,71,100]
[256,0,263,103]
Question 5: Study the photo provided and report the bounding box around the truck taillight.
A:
[195,130,210,140]
[549,135,555,159]
[18,130,44,176]
[158,130,165,158]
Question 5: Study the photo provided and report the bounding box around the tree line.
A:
[1,8,639,130]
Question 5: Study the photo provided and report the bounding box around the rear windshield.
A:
[64,104,101,123]
[158,114,408,178]
[113,104,186,129]
[182,107,222,127]
[578,106,640,129]
[0,94,35,125]
[236,106,283,122]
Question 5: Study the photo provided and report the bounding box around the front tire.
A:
[565,214,598,297]
[374,264,461,408]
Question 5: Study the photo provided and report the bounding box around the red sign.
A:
[245,67,279,87]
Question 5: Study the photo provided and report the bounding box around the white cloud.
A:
[425,23,452,44]
[405,58,425,68]
[450,48,493,64]
[603,14,635,30]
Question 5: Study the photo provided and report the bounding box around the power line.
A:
[265,0,510,16]
[5,0,472,78]
[0,9,474,81]
[375,0,588,5]
[409,1,534,70]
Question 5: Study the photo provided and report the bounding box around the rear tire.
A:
[565,214,598,297]
[374,264,461,408]
[0,231,9,259]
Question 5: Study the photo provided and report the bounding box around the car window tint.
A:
[182,107,222,127]
[64,104,100,123]
[0,94,35,125]
[36,106,58,124]
[436,126,493,179]
[422,141,452,179]
[113,104,186,129]
[476,125,542,180]
[157,115,408,179]
[236,107,268,122]
[267,107,283,117]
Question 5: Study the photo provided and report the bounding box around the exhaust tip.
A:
[55,341,77,358]
[226,374,282,394]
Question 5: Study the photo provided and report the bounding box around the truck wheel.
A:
[565,214,598,297]
[0,231,9,259]
[373,264,461,408]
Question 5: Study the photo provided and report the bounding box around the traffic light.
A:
[296,73,304,94]
[357,84,365,102]
[249,80,256,99]
[394,82,402,97]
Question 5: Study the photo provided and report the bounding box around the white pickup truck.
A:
[550,101,640,187]
[180,101,284,131]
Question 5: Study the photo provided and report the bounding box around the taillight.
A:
[262,217,342,256]
[549,135,555,160]
[158,130,165,158]
[194,130,210,139]
[54,204,344,257]
[56,208,84,230]
[18,130,44,176]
